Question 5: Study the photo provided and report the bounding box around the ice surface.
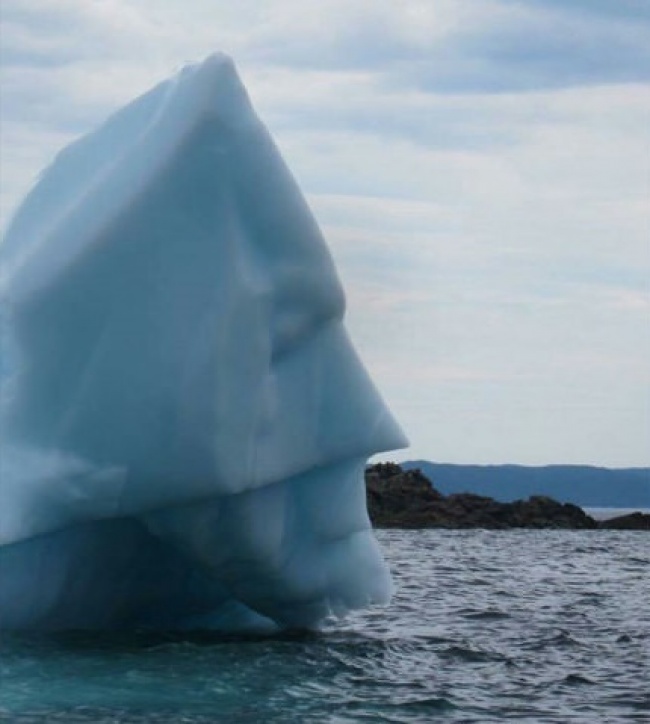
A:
[0,53,407,630]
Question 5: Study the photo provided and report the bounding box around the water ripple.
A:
[1,529,648,723]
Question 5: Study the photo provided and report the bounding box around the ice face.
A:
[0,53,407,630]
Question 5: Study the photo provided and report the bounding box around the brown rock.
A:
[598,512,650,530]
[365,464,600,530]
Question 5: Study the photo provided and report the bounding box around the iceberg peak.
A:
[0,54,407,631]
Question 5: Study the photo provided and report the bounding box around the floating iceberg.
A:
[0,54,407,631]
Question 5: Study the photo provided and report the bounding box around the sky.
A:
[1,0,649,467]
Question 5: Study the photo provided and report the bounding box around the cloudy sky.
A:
[1,0,649,467]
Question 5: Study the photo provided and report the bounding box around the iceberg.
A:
[0,53,407,631]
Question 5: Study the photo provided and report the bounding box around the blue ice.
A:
[0,54,407,631]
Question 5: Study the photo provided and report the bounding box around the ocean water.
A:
[584,508,650,521]
[1,529,648,723]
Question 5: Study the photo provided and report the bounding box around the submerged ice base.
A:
[0,54,407,631]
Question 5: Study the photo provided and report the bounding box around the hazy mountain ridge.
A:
[401,461,650,508]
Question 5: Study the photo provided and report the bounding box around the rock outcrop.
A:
[598,512,650,530]
[365,463,649,530]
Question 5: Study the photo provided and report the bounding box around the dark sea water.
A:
[1,529,648,723]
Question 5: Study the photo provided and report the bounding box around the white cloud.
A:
[1,0,162,65]
[1,0,649,465]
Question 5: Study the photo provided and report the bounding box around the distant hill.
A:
[401,461,650,508]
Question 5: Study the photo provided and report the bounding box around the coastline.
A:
[584,507,650,521]
[366,463,650,531]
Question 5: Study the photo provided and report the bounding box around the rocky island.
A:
[366,463,650,530]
